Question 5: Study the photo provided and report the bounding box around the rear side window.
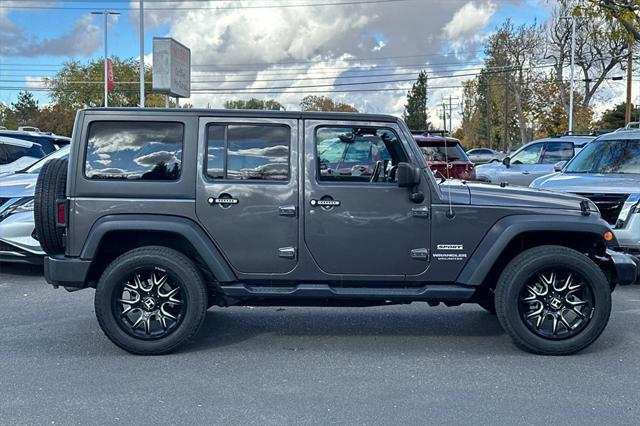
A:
[4,143,45,163]
[541,142,574,164]
[418,143,466,162]
[206,124,290,181]
[85,121,184,180]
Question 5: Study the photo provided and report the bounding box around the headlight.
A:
[0,197,34,221]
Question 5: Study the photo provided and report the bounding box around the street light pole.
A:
[92,10,120,108]
[139,0,145,107]
[561,16,577,134]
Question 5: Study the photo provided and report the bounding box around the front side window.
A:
[316,127,407,183]
[541,142,574,164]
[510,143,544,165]
[206,124,290,181]
[85,121,184,180]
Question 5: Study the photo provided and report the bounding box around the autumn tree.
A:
[300,96,358,112]
[224,98,284,110]
[589,0,640,42]
[35,104,76,136]
[597,102,634,129]
[402,71,428,130]
[47,58,166,108]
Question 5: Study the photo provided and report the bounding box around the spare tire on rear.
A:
[34,158,68,255]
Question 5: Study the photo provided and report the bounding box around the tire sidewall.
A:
[497,249,611,354]
[95,249,206,355]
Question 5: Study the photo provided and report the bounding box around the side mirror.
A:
[502,156,511,168]
[397,162,421,187]
[554,160,567,172]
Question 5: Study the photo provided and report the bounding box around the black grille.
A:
[0,241,21,252]
[576,193,630,226]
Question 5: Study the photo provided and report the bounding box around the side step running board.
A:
[219,283,475,302]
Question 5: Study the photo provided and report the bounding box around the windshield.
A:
[24,145,70,174]
[418,143,466,162]
[564,139,640,174]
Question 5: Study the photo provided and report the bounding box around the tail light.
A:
[56,199,67,227]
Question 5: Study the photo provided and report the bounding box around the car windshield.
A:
[23,145,70,174]
[564,139,640,174]
[418,143,466,162]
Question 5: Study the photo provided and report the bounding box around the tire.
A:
[95,246,208,355]
[33,158,68,255]
[495,245,611,355]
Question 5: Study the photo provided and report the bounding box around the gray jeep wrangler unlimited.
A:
[35,108,638,355]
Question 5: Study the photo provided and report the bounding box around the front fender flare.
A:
[456,214,612,286]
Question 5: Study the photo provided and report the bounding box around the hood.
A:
[464,181,588,210]
[531,172,640,195]
[0,172,38,199]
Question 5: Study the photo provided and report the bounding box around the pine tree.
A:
[402,71,428,130]
[11,91,39,127]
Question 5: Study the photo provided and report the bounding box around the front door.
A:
[196,118,298,274]
[303,120,430,276]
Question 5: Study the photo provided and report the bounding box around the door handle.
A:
[522,171,530,175]
[279,205,297,217]
[310,199,341,208]
[207,195,239,206]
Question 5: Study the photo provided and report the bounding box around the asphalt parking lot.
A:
[1,263,640,425]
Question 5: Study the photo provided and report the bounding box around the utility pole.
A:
[626,36,633,125]
[442,95,459,135]
[92,10,120,108]
[139,0,145,107]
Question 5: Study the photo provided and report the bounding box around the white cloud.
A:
[443,1,497,40]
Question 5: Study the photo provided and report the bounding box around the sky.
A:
[0,0,633,128]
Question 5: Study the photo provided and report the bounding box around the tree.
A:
[224,98,283,110]
[589,0,640,42]
[460,79,481,148]
[402,71,428,130]
[47,58,166,109]
[11,91,39,127]
[35,104,76,136]
[0,103,17,129]
[300,96,358,112]
[597,102,633,129]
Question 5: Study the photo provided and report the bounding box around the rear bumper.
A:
[607,249,639,286]
[44,255,91,288]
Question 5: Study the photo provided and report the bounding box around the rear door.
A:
[195,117,299,274]
[303,120,430,276]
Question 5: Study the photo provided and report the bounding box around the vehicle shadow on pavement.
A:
[0,262,44,278]
[184,307,510,355]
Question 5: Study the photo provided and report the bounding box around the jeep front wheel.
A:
[94,246,208,355]
[495,245,611,355]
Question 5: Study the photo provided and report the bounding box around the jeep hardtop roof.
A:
[81,107,400,123]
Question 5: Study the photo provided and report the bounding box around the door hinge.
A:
[278,247,297,260]
[411,206,430,218]
[410,248,429,260]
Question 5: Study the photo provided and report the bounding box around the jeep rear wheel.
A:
[95,246,207,355]
[495,245,611,355]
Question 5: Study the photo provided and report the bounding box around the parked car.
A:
[413,135,476,180]
[466,148,505,164]
[0,129,70,154]
[475,135,595,186]
[0,136,47,176]
[0,145,70,263]
[35,108,637,356]
[531,130,640,261]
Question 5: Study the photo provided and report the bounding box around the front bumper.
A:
[44,255,92,289]
[0,209,43,263]
[607,249,639,286]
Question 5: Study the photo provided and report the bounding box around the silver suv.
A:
[475,136,595,186]
[531,130,640,259]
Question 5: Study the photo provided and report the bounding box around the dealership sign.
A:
[152,37,191,98]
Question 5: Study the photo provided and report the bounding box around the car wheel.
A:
[33,158,68,255]
[94,246,208,355]
[495,245,611,355]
